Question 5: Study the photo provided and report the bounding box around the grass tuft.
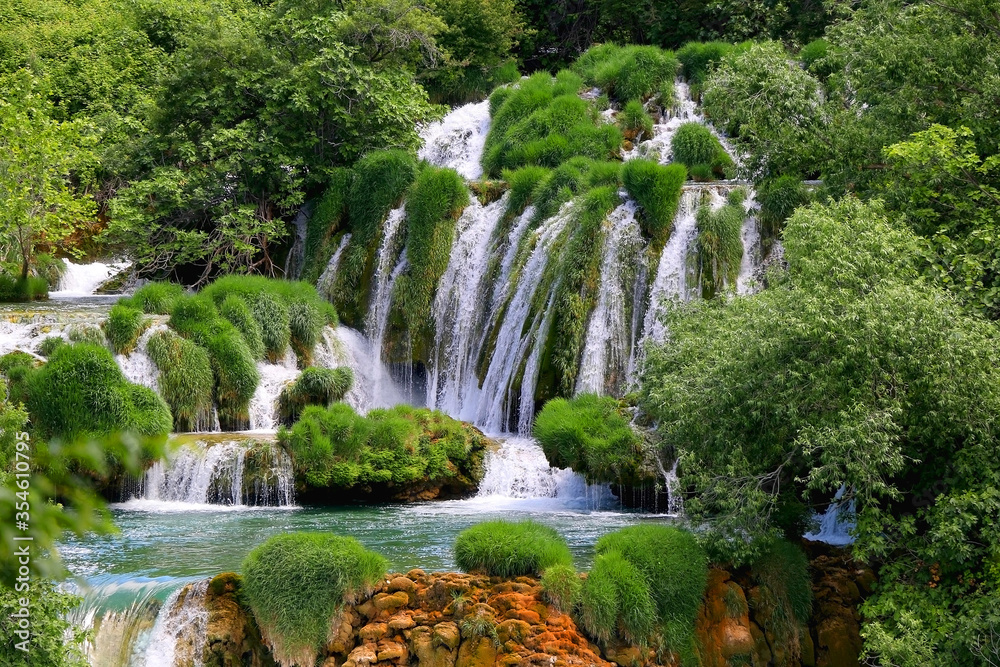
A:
[278,367,353,425]
[103,303,148,355]
[540,563,582,612]
[219,294,265,360]
[454,520,572,577]
[574,44,678,103]
[621,159,687,249]
[146,329,214,432]
[131,282,186,314]
[696,188,746,298]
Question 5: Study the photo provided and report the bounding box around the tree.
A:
[0,71,95,280]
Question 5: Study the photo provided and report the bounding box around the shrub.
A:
[757,175,811,237]
[671,122,725,168]
[677,41,736,86]
[168,294,219,340]
[146,329,214,432]
[688,163,715,182]
[66,324,106,347]
[619,100,653,140]
[540,564,582,612]
[103,303,148,355]
[219,294,265,360]
[621,159,687,248]
[0,274,48,302]
[130,282,185,314]
[0,351,37,404]
[38,337,65,357]
[696,188,746,298]
[454,520,572,577]
[252,293,291,363]
[26,343,171,440]
[301,168,354,284]
[576,45,678,104]
[278,367,353,424]
[204,329,259,430]
[288,300,324,366]
[534,394,644,485]
[241,533,387,667]
[581,551,656,645]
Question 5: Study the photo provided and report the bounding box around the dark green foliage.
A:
[38,336,66,357]
[751,539,812,628]
[280,403,487,493]
[278,367,353,424]
[696,188,746,298]
[146,329,214,432]
[677,41,739,86]
[619,100,653,140]
[757,175,811,238]
[534,394,644,485]
[219,295,265,360]
[241,533,387,667]
[301,168,354,284]
[0,274,48,302]
[482,73,621,178]
[671,122,726,170]
[130,282,186,314]
[540,564,582,612]
[621,160,687,248]
[454,520,572,577]
[26,343,171,441]
[395,166,470,341]
[573,44,678,103]
[581,551,656,645]
[103,303,147,355]
[798,39,840,79]
[595,525,708,653]
[0,579,87,666]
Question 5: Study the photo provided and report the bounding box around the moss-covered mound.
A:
[277,367,353,425]
[241,532,387,667]
[279,404,489,502]
[454,520,573,577]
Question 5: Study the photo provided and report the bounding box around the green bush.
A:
[146,329,214,432]
[38,337,66,357]
[66,324,106,347]
[0,274,48,302]
[671,122,726,168]
[130,282,186,314]
[574,44,678,103]
[621,159,687,248]
[534,394,644,485]
[288,300,324,366]
[241,533,387,667]
[204,328,259,430]
[301,168,354,284]
[251,293,291,363]
[454,520,572,577]
[219,294,265,360]
[0,352,37,404]
[25,343,172,441]
[619,100,653,140]
[677,41,736,86]
[103,303,148,355]
[278,367,353,424]
[757,175,811,237]
[540,564,582,612]
[688,163,715,182]
[581,551,656,645]
[279,404,487,493]
[168,294,219,340]
[595,525,708,656]
[696,188,746,298]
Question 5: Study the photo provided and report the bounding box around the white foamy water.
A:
[805,485,856,545]
[142,580,209,667]
[115,323,167,391]
[317,326,408,413]
[53,259,131,297]
[248,349,300,432]
[418,100,491,180]
[316,233,352,300]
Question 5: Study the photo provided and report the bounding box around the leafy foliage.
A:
[454,520,572,577]
[0,579,88,666]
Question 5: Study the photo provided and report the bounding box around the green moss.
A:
[696,188,746,298]
[540,564,582,612]
[278,367,353,424]
[534,394,645,485]
[146,329,214,432]
[301,168,354,284]
[25,343,171,441]
[103,303,148,355]
[619,100,653,140]
[574,44,678,103]
[38,337,65,358]
[393,166,470,344]
[454,520,572,577]
[581,551,656,645]
[621,159,687,249]
[219,294,265,360]
[279,404,487,494]
[241,533,387,667]
[130,282,186,314]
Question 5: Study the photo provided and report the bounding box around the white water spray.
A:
[418,100,491,180]
[53,259,131,297]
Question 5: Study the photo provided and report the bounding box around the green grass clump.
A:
[279,404,487,494]
[454,520,572,577]
[757,175,811,238]
[67,324,106,347]
[671,122,728,171]
[751,538,813,645]
[582,551,656,645]
[534,394,644,485]
[241,532,387,667]
[0,351,37,404]
[38,337,66,357]
[146,329,214,432]
[540,564,582,612]
[621,159,687,249]
[301,168,354,284]
[103,303,148,355]
[278,367,353,424]
[0,274,48,302]
[574,44,678,103]
[130,282,186,314]
[593,525,708,656]
[619,100,653,140]
[677,42,738,86]
[696,188,746,298]
[482,72,621,178]
[251,293,291,363]
[394,166,470,342]
[288,300,324,366]
[25,343,171,441]
[219,294,265,360]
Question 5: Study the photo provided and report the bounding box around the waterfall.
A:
[53,259,131,296]
[141,581,209,667]
[316,233,352,300]
[365,207,407,358]
[316,326,408,413]
[576,201,643,396]
[282,204,311,280]
[804,485,856,545]
[126,439,294,508]
[473,204,573,434]
[116,323,167,391]
[418,99,491,180]
[736,197,762,296]
[248,349,300,432]
[426,194,509,416]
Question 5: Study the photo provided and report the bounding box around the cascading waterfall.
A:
[365,207,407,358]
[316,326,409,413]
[53,258,131,296]
[736,201,763,296]
[126,439,294,507]
[248,349,300,431]
[804,485,856,545]
[282,204,311,280]
[418,99,491,179]
[316,233,352,300]
[576,200,643,396]
[141,580,210,667]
